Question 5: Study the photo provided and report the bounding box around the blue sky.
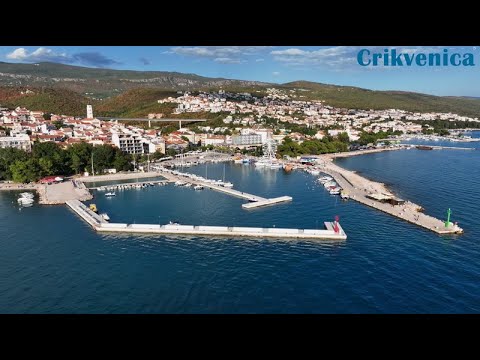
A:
[1,46,479,96]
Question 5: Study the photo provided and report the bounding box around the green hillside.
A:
[1,62,480,118]
[95,89,178,117]
[282,81,480,118]
[0,62,269,98]
[0,87,92,116]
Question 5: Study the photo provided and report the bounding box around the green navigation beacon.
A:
[445,208,452,228]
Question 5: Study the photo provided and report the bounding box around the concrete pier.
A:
[158,170,292,208]
[90,179,168,190]
[65,200,346,240]
[242,196,293,209]
[316,158,463,235]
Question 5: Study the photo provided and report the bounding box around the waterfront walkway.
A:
[66,199,346,240]
[317,157,463,235]
[0,180,92,205]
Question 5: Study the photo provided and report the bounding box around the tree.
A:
[181,136,190,142]
[113,149,132,171]
[10,159,41,183]
[166,148,178,157]
[0,148,29,180]
[68,142,92,174]
[38,157,54,177]
[91,144,116,174]
[337,132,350,143]
[52,120,64,130]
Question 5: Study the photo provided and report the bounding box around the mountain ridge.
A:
[1,62,480,118]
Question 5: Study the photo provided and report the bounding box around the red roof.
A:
[39,176,63,183]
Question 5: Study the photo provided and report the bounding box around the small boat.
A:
[18,197,34,205]
[100,213,110,221]
[174,181,186,186]
[105,192,116,197]
[234,159,243,164]
[194,185,204,190]
[222,182,234,188]
[323,181,337,188]
[89,204,98,213]
[340,191,350,200]
[329,188,341,195]
[184,183,192,187]
[308,169,320,175]
[270,163,283,169]
[19,192,34,199]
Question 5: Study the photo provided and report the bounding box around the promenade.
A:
[66,200,346,240]
[317,157,463,235]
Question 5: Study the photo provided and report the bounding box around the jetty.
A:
[317,157,463,235]
[157,168,292,209]
[90,179,168,190]
[66,199,346,240]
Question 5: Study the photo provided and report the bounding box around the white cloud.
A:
[6,48,28,60]
[256,58,265,62]
[5,47,119,67]
[270,46,451,69]
[6,47,69,62]
[214,57,243,64]
[170,46,271,64]
[272,71,280,76]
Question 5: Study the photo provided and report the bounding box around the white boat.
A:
[18,197,34,205]
[329,188,341,195]
[270,163,283,169]
[323,181,337,188]
[184,183,192,187]
[254,159,271,167]
[174,181,186,186]
[318,176,333,183]
[100,213,110,221]
[234,159,243,164]
[222,182,234,188]
[105,192,116,197]
[194,185,204,190]
[308,169,320,175]
[19,192,34,199]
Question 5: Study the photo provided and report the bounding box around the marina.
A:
[155,166,292,209]
[90,179,168,191]
[2,145,479,314]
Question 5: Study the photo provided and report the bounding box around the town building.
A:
[0,134,31,151]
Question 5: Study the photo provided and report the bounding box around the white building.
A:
[0,134,31,152]
[232,134,262,146]
[112,132,144,154]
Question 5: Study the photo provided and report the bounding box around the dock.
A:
[65,199,346,240]
[90,179,168,190]
[158,169,292,208]
[242,196,293,209]
[317,158,463,235]
[399,144,475,151]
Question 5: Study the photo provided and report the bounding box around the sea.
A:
[0,132,479,313]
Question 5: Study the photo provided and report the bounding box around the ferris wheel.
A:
[262,139,277,159]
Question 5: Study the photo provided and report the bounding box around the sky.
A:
[1,46,480,97]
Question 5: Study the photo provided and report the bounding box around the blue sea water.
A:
[0,133,479,313]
